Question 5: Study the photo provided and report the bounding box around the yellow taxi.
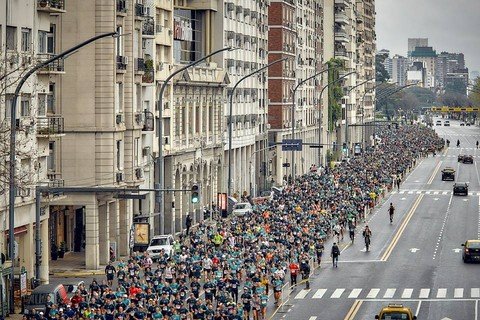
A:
[375,304,417,320]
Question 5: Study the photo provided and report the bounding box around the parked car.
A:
[453,182,469,196]
[441,167,455,181]
[24,284,70,315]
[462,240,480,263]
[146,234,174,259]
[232,202,253,217]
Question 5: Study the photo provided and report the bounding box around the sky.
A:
[376,0,480,73]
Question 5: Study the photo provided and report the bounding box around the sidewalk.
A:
[49,252,104,278]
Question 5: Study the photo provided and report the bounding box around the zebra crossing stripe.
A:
[471,288,480,298]
[419,288,430,298]
[384,288,396,298]
[408,191,414,194]
[425,191,431,194]
[312,289,327,299]
[454,288,464,298]
[331,288,345,298]
[294,289,311,299]
[348,289,362,298]
[416,191,422,194]
[433,191,439,195]
[437,288,447,298]
[402,288,413,298]
[442,191,448,195]
[366,288,380,299]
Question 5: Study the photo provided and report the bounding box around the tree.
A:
[375,54,390,83]
[469,77,480,106]
[327,58,345,131]
[438,91,472,107]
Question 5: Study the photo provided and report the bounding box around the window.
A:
[116,140,124,170]
[20,96,30,117]
[38,31,47,53]
[38,94,47,116]
[116,26,124,56]
[48,141,56,171]
[134,138,140,167]
[6,26,17,50]
[47,24,56,54]
[21,28,31,52]
[5,94,14,119]
[115,83,124,113]
[48,83,56,114]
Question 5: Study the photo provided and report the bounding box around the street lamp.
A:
[317,71,356,166]
[156,47,235,234]
[290,66,336,178]
[344,78,374,156]
[227,57,288,197]
[8,31,118,313]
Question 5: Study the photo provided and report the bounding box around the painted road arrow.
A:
[453,248,462,253]
[409,248,420,253]
[441,317,452,320]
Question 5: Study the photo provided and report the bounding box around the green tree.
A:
[327,58,345,131]
[375,54,390,83]
[469,77,480,106]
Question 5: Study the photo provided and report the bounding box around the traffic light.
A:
[342,143,347,152]
[191,184,200,204]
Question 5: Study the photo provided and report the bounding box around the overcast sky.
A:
[376,0,480,73]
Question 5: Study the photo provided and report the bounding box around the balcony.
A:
[37,0,66,13]
[116,0,127,14]
[142,17,155,37]
[335,12,349,25]
[143,110,155,131]
[135,3,146,17]
[116,55,128,71]
[335,49,349,60]
[37,54,65,74]
[37,116,65,137]
[142,59,154,83]
[135,58,146,74]
[334,29,349,43]
[334,0,350,6]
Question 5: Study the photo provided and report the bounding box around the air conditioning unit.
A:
[135,167,144,179]
[266,123,271,129]
[122,56,129,65]
[116,172,124,182]
[142,146,151,157]
[135,113,144,124]
[116,113,124,124]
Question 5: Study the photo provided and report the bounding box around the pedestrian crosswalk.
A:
[391,190,480,196]
[435,154,480,158]
[291,287,480,300]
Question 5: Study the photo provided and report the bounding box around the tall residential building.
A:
[355,0,376,147]
[436,51,467,90]
[410,46,437,89]
[221,0,269,197]
[268,0,324,184]
[392,54,408,86]
[407,38,428,56]
[0,0,67,293]
[376,49,392,77]
[51,0,157,270]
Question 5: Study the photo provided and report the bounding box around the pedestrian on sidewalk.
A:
[331,243,340,268]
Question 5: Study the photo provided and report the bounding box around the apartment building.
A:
[0,0,68,301]
[407,38,428,57]
[410,46,437,89]
[267,0,324,184]
[221,0,269,197]
[46,0,157,270]
[392,54,408,87]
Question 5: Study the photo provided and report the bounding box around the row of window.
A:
[2,24,56,54]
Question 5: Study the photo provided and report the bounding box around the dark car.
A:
[458,154,465,162]
[441,167,455,181]
[463,155,474,164]
[24,284,70,315]
[453,182,469,196]
[466,122,471,126]
[462,240,480,263]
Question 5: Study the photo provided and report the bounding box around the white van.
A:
[146,234,174,259]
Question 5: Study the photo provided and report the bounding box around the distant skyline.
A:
[376,0,480,73]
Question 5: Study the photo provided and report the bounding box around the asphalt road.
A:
[271,118,480,320]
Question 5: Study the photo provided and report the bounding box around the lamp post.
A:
[156,47,234,234]
[290,66,335,178]
[227,57,287,196]
[343,78,374,156]
[8,31,118,313]
[317,71,356,166]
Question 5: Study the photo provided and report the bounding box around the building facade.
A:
[392,54,407,86]
[410,46,437,89]
[407,37,428,56]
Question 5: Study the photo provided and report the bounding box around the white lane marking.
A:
[419,288,430,298]
[433,194,454,259]
[294,289,310,299]
[437,288,447,298]
[308,317,317,320]
[312,289,327,299]
[433,191,439,195]
[472,288,480,298]
[416,191,422,194]
[384,288,396,299]
[425,191,431,194]
[454,288,464,298]
[366,288,380,299]
[475,299,478,320]
[415,300,422,317]
[330,288,345,299]
[442,191,448,195]
[402,288,413,299]
[348,289,362,299]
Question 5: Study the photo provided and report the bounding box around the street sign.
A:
[430,106,479,112]
[282,139,303,151]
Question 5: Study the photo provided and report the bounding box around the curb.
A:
[49,270,104,278]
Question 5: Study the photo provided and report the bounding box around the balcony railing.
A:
[135,58,146,73]
[142,17,155,36]
[143,110,155,131]
[37,0,66,13]
[116,0,127,13]
[117,55,127,70]
[37,116,64,136]
[37,54,65,73]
